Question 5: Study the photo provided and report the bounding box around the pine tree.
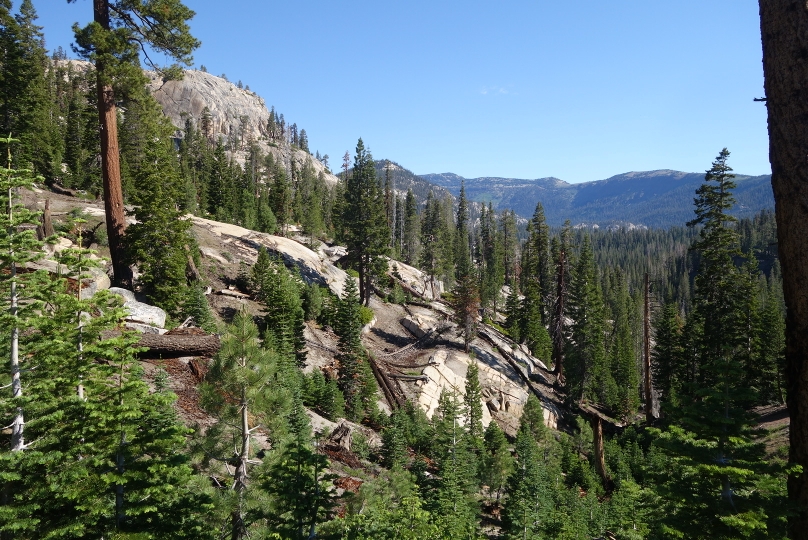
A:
[566,235,608,403]
[251,248,306,367]
[123,91,195,318]
[502,423,553,540]
[481,421,513,504]
[651,149,787,537]
[341,138,389,305]
[334,278,375,420]
[651,301,684,410]
[260,394,335,540]
[463,362,485,446]
[402,188,419,265]
[200,310,295,539]
[429,391,480,539]
[70,0,199,286]
[0,173,209,537]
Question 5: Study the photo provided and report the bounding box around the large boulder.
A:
[122,300,167,329]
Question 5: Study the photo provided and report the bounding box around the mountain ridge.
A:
[420,169,774,228]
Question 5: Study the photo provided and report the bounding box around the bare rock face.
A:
[189,215,351,298]
[146,69,338,187]
[389,260,444,301]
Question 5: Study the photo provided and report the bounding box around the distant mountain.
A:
[420,170,774,228]
[372,160,454,205]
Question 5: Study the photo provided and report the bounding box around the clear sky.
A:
[36,0,768,183]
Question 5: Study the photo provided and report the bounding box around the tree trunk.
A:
[94,0,132,288]
[644,272,655,424]
[758,3,808,536]
[135,333,221,357]
[591,416,610,491]
[552,250,566,381]
[10,260,24,452]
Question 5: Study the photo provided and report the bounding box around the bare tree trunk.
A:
[94,0,132,288]
[552,250,566,381]
[10,257,23,452]
[591,416,611,491]
[230,389,249,540]
[644,272,654,424]
[758,3,808,536]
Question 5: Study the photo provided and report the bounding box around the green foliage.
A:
[334,279,377,421]
[341,138,390,305]
[251,248,307,367]
[359,305,375,326]
[647,150,789,539]
[481,421,513,503]
[123,92,195,317]
[258,396,336,540]
[0,147,210,536]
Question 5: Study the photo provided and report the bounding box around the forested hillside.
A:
[423,169,775,228]
[0,1,794,539]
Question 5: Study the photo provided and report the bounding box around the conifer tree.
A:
[502,422,552,539]
[123,92,195,318]
[402,188,419,265]
[481,421,513,504]
[429,391,480,539]
[70,0,199,286]
[463,362,485,446]
[652,301,684,410]
[200,310,294,539]
[334,278,376,420]
[651,149,786,537]
[251,248,306,367]
[260,393,335,540]
[342,138,389,305]
[566,235,608,402]
[0,173,209,537]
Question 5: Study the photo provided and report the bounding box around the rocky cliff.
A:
[146,69,339,187]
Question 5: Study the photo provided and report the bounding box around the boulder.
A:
[123,300,167,328]
[109,287,136,302]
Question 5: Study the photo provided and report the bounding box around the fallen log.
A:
[136,333,221,358]
[50,183,78,197]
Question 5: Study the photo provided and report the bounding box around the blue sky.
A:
[37,0,768,183]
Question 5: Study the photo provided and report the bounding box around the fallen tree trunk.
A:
[136,333,220,357]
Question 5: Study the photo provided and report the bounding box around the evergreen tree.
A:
[652,301,684,410]
[70,0,199,286]
[566,235,608,403]
[123,91,195,318]
[334,278,376,420]
[199,310,295,539]
[251,248,307,367]
[481,421,513,504]
[502,423,552,539]
[651,149,787,537]
[260,394,335,540]
[341,138,389,305]
[463,363,485,446]
[402,188,420,265]
[429,391,480,539]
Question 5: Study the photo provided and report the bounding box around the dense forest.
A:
[0,1,797,539]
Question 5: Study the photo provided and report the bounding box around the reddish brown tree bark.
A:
[94,0,132,287]
[759,2,808,537]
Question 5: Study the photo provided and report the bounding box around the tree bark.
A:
[552,249,566,381]
[590,415,613,493]
[94,0,132,288]
[644,272,654,424]
[135,333,221,357]
[758,2,808,536]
